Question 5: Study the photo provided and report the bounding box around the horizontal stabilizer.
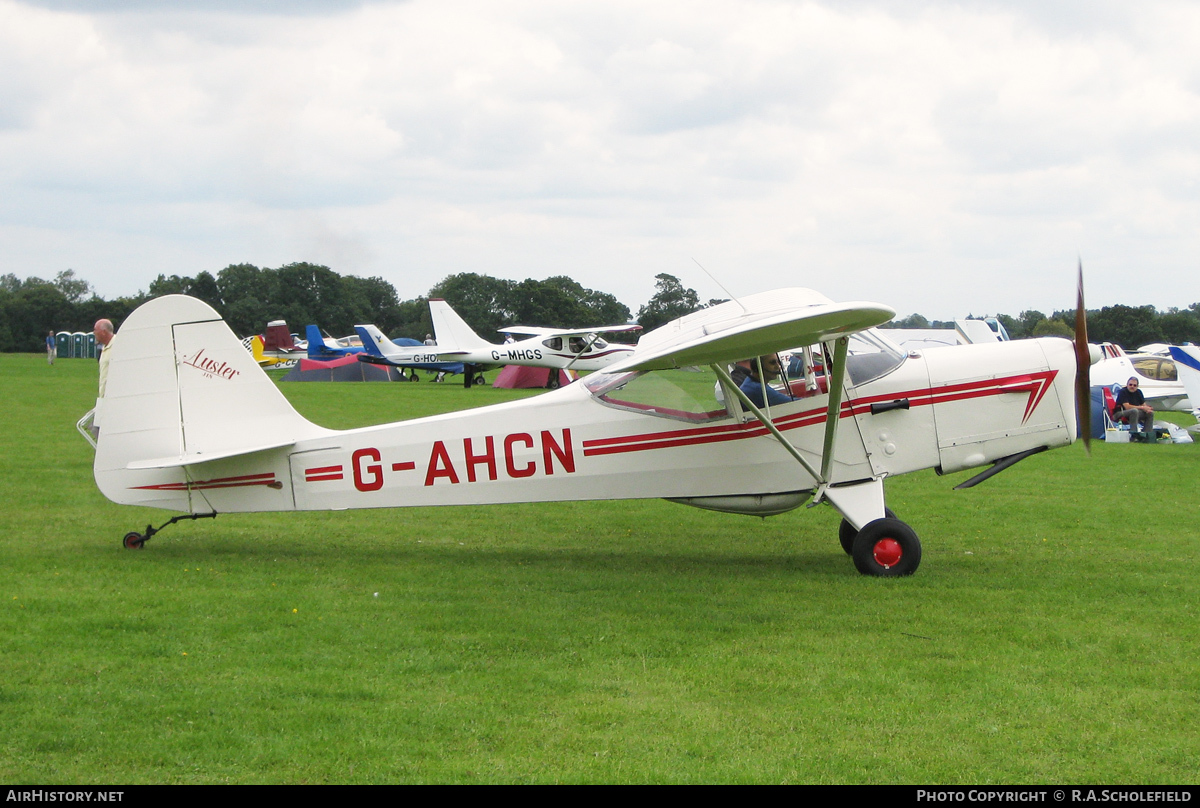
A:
[615,289,894,372]
[127,438,300,470]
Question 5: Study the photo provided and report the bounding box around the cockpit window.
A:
[568,337,588,354]
[585,368,733,423]
[1132,357,1177,382]
[842,330,906,386]
[542,337,563,351]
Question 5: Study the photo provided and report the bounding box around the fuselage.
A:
[97,327,1077,516]
[445,334,635,371]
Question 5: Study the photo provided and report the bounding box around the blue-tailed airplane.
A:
[354,324,466,382]
[304,325,366,360]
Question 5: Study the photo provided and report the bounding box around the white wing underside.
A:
[497,324,642,337]
[612,289,895,372]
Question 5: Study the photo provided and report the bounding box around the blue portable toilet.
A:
[1085,386,1108,441]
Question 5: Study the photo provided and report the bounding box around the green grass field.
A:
[3,352,1198,784]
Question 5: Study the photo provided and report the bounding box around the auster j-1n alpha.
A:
[82,286,1090,576]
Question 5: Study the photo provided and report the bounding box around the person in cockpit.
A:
[739,354,794,408]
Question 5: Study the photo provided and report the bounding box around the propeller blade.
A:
[1074,260,1091,454]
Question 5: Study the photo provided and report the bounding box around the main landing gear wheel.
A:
[838,507,897,555]
[851,517,921,577]
[474,374,486,385]
[123,532,146,550]
[546,374,561,389]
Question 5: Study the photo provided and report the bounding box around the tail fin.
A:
[93,295,327,510]
[305,324,336,358]
[355,324,402,358]
[428,299,492,352]
[263,320,296,352]
[249,334,268,365]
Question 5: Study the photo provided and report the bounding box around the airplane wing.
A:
[497,324,644,337]
[609,289,894,372]
[1168,346,1200,416]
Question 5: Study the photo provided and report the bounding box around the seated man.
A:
[739,354,794,408]
[1113,376,1155,441]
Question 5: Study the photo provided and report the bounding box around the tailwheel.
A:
[838,507,897,555]
[118,512,217,550]
[851,517,921,577]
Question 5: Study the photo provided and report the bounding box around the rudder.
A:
[93,295,326,510]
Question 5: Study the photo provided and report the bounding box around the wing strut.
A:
[564,333,600,373]
[710,335,852,499]
[819,337,850,484]
[712,363,823,484]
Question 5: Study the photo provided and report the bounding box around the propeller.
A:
[1073,259,1092,454]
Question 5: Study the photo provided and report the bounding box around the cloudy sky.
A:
[2,0,1198,320]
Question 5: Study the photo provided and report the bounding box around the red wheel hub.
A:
[873,538,902,568]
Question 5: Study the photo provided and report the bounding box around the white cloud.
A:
[1,0,1199,319]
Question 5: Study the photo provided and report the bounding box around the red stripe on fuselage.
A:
[131,472,278,491]
[582,371,1058,457]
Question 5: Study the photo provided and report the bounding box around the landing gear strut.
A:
[121,512,217,550]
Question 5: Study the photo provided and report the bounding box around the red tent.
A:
[281,355,402,382]
[492,365,577,389]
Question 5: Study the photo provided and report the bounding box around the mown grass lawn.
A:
[2,352,1198,783]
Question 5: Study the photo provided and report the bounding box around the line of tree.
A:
[5,264,1199,353]
[885,304,1200,348]
[0,265,657,353]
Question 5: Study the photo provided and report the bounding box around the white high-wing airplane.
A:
[83,287,1083,577]
[428,299,641,384]
[1090,342,1191,412]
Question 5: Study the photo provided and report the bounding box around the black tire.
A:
[474,374,486,385]
[546,374,561,390]
[409,373,420,382]
[838,507,897,555]
[123,532,145,550]
[851,517,920,577]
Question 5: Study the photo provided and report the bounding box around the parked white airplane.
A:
[1090,342,1190,412]
[886,318,1007,353]
[82,285,1087,577]
[428,299,641,385]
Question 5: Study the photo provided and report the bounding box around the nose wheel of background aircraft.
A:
[120,512,217,550]
[850,517,921,577]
